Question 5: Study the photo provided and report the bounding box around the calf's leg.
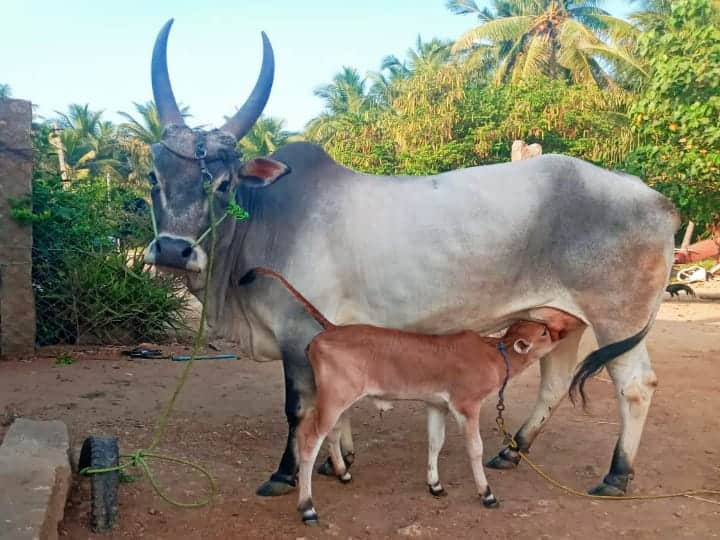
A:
[426,405,447,497]
[317,412,355,476]
[297,393,354,524]
[327,415,352,483]
[456,405,498,508]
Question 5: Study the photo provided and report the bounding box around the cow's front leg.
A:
[256,352,315,497]
[487,328,584,470]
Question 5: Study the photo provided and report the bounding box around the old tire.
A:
[78,436,120,533]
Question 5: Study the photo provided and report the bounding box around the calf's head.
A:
[143,19,289,273]
[503,321,556,360]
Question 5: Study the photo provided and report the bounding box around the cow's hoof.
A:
[486,449,520,470]
[428,484,447,498]
[588,482,626,497]
[256,478,295,497]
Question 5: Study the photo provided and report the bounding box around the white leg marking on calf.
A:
[338,412,355,460]
[427,405,447,492]
[460,410,494,503]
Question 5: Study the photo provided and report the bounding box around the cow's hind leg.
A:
[256,351,314,497]
[589,338,658,496]
[487,327,585,470]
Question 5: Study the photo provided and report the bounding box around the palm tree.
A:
[238,116,302,159]
[381,35,453,76]
[447,0,643,86]
[0,84,11,98]
[52,104,122,180]
[313,66,370,116]
[55,103,104,139]
[307,67,375,143]
[369,36,454,106]
[117,101,190,182]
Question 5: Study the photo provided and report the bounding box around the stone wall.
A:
[0,98,35,356]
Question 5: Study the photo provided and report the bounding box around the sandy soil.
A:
[1,290,719,540]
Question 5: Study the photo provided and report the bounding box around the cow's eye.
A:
[148,171,158,186]
[217,179,230,193]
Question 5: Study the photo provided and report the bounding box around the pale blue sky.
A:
[2,0,635,131]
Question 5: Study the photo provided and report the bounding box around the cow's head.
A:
[143,20,289,273]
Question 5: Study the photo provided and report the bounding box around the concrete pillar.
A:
[0,98,35,356]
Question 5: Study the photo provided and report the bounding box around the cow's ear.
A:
[239,157,290,188]
[513,338,533,355]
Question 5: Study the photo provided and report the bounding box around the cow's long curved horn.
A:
[151,19,185,127]
[221,32,275,140]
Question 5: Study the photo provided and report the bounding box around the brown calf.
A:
[243,267,581,525]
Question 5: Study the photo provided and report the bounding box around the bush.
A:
[12,173,189,345]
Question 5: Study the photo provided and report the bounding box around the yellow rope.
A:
[498,420,720,504]
[515,448,720,503]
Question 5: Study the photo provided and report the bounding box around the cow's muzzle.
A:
[144,235,207,272]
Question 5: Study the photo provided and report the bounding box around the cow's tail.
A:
[569,319,652,406]
[239,267,334,330]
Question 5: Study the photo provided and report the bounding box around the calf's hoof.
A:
[481,487,500,508]
[317,453,355,476]
[486,448,521,470]
[428,484,447,498]
[255,474,296,497]
[339,471,352,484]
[299,500,319,525]
[302,514,319,526]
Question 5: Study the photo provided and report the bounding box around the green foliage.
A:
[238,116,302,159]
[226,200,250,222]
[55,353,74,366]
[311,73,634,175]
[626,0,720,228]
[12,170,188,345]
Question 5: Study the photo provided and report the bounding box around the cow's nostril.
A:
[181,246,193,258]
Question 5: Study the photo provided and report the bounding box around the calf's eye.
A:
[148,171,158,186]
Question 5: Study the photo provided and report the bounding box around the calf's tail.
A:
[239,267,334,329]
[569,319,652,406]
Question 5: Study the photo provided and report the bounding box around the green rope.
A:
[81,181,224,508]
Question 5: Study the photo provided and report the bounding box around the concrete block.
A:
[0,419,71,540]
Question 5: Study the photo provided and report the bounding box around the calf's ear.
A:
[513,338,533,355]
[239,157,291,188]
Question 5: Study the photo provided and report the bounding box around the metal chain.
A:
[495,341,518,450]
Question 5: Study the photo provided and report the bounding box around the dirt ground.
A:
[1,288,720,540]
